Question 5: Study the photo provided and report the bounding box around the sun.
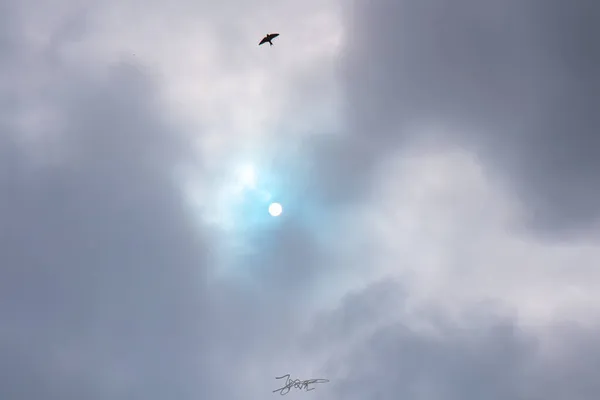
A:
[268,202,283,217]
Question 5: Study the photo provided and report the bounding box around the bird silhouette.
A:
[259,33,280,46]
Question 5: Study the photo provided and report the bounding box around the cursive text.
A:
[272,374,330,395]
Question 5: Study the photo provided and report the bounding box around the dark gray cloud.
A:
[306,279,600,400]
[3,0,599,399]
[338,0,600,234]
[0,4,342,398]
[0,16,213,397]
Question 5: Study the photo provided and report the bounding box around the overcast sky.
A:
[1,0,599,399]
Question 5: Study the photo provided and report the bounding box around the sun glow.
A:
[237,165,256,188]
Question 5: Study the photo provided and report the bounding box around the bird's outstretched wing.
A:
[259,37,269,45]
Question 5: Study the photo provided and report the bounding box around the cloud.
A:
[302,278,600,400]
[339,0,600,234]
[291,146,600,400]
[2,0,600,399]
[0,11,211,397]
[0,1,346,398]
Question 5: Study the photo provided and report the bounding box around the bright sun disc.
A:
[268,202,282,217]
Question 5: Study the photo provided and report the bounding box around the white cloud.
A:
[348,141,600,322]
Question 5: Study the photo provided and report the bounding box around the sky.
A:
[1,0,599,399]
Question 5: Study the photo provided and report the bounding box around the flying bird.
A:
[259,33,279,46]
